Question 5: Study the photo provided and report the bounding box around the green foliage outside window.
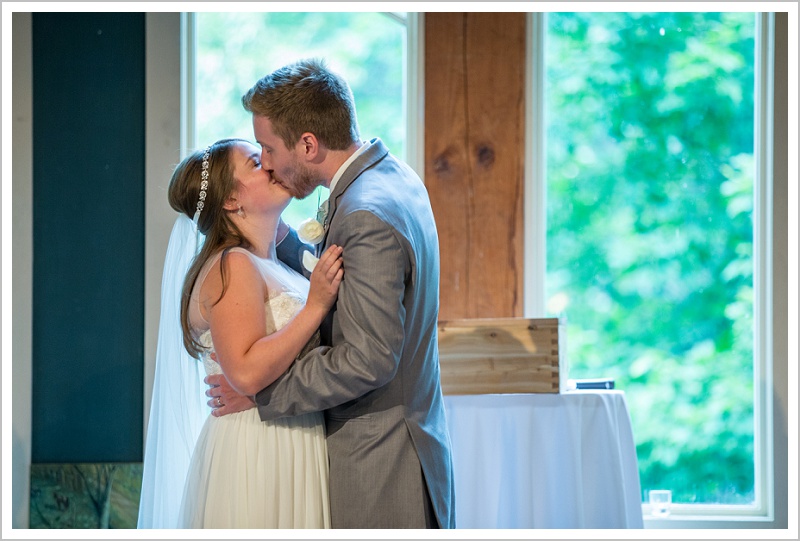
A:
[196,12,405,228]
[546,12,756,504]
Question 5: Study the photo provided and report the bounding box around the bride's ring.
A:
[216,397,223,407]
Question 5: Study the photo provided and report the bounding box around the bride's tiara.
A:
[192,145,212,225]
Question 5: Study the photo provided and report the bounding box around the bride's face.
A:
[230,141,292,214]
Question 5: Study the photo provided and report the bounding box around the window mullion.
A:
[524,11,547,318]
[180,12,197,158]
[753,10,775,517]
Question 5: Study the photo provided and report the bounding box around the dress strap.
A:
[190,247,258,328]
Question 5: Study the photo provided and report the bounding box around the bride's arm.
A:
[204,245,343,398]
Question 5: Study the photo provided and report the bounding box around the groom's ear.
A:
[299,132,319,161]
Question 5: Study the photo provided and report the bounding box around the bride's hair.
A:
[168,138,253,358]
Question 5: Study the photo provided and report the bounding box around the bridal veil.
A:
[137,215,209,528]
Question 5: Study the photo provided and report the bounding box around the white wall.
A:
[10,11,33,531]
[143,12,182,449]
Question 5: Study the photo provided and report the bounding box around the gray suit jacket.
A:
[260,138,455,528]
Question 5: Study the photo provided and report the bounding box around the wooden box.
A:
[437,317,566,395]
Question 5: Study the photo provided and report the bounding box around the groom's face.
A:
[253,115,318,200]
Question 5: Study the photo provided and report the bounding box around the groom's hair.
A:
[242,57,361,151]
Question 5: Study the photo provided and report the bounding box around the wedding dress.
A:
[177,247,330,528]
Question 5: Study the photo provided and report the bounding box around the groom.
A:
[206,58,456,529]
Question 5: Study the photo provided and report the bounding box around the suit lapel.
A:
[320,138,389,248]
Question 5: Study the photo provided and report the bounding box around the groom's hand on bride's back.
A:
[204,371,256,417]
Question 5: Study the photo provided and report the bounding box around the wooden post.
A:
[425,12,527,320]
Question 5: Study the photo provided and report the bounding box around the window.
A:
[540,12,770,517]
[191,11,408,228]
[166,9,785,518]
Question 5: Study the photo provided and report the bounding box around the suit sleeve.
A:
[255,210,407,418]
[276,226,313,278]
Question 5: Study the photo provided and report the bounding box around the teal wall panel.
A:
[32,12,145,463]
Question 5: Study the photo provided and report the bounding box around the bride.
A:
[137,138,343,528]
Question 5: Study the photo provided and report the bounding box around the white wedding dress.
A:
[177,247,330,529]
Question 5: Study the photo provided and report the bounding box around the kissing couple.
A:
[138,57,456,530]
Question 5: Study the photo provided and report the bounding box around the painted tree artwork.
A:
[30,463,142,529]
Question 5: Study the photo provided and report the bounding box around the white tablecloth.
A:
[444,390,644,529]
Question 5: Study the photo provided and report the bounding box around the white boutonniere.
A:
[297,198,329,245]
[297,218,325,245]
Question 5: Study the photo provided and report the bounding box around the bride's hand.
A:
[306,244,344,313]
[205,372,256,417]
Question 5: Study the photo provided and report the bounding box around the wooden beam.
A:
[425,13,527,320]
